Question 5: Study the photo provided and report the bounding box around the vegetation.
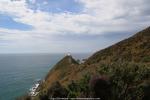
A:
[86,27,150,64]
[67,74,91,98]
[38,81,68,99]
[20,27,150,100]
[36,62,149,100]
[98,62,150,100]
[65,62,150,100]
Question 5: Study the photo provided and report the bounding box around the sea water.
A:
[0,53,90,100]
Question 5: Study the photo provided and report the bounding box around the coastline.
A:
[29,79,44,97]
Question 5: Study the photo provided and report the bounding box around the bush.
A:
[89,75,111,100]
[38,81,68,99]
[48,81,68,98]
[38,62,149,100]
[67,74,91,98]
[142,56,150,62]
[98,62,150,100]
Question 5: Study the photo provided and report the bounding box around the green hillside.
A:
[86,27,150,64]
[19,27,150,100]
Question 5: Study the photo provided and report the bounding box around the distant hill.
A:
[21,27,150,100]
[44,55,79,88]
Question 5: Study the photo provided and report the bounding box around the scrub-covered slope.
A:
[22,27,150,100]
[44,55,79,88]
[86,27,150,64]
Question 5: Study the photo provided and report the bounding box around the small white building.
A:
[65,53,71,56]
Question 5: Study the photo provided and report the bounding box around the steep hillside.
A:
[25,27,150,100]
[43,55,79,88]
[86,27,150,64]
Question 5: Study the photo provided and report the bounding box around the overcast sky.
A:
[0,0,150,53]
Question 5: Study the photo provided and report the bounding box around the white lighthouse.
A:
[67,53,71,56]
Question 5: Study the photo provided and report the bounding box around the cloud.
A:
[0,0,150,35]
[0,0,150,53]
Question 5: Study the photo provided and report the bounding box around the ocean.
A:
[0,53,90,100]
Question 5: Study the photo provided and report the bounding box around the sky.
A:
[0,0,150,53]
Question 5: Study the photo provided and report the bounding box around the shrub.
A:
[67,81,80,98]
[67,74,91,98]
[89,75,111,100]
[48,81,68,98]
[98,62,150,100]
[142,56,150,62]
